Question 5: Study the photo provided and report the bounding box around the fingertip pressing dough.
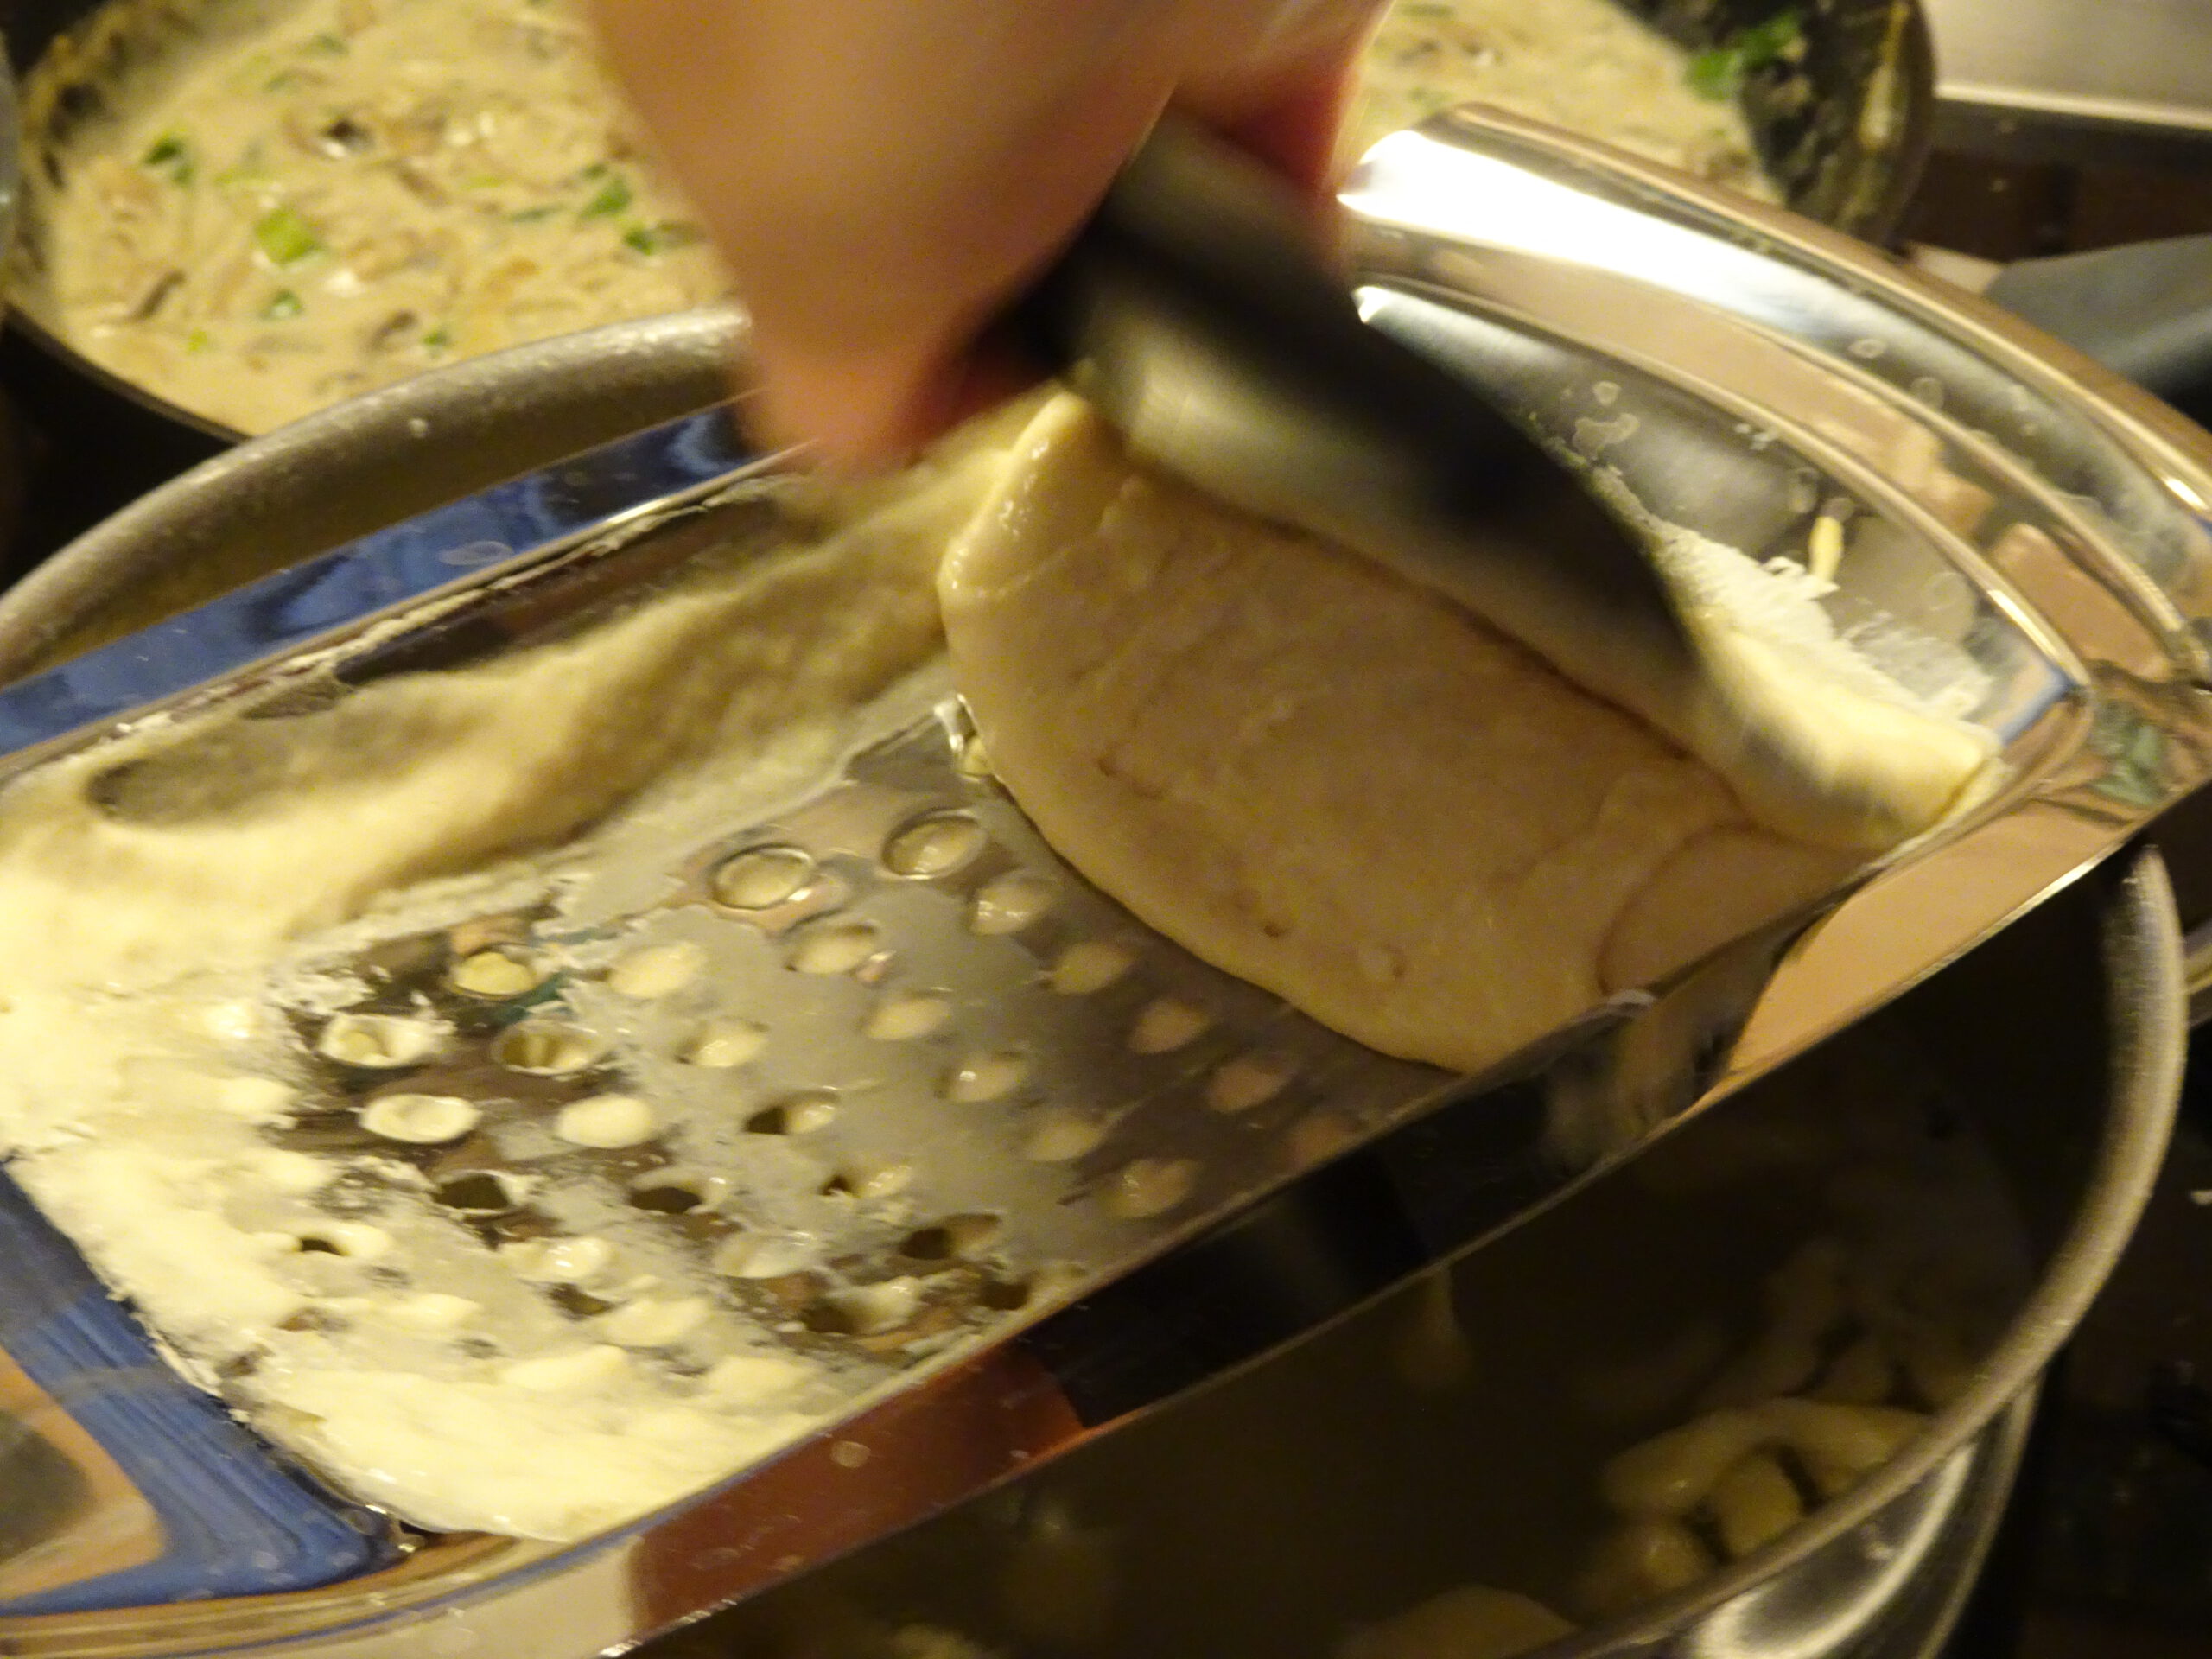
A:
[939,396,1865,1074]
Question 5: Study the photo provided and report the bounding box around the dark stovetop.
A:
[1945,1043,2212,1657]
[1885,87,2212,1657]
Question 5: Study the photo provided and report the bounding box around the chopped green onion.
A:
[1686,48,1734,99]
[260,288,303,320]
[622,220,703,256]
[423,325,454,353]
[184,327,213,353]
[307,31,348,54]
[141,131,195,184]
[1688,8,1803,101]
[253,204,325,265]
[579,172,633,219]
[1750,9,1808,61]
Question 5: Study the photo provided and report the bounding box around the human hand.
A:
[592,0,1382,467]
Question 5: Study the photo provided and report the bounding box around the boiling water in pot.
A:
[645,1012,2031,1659]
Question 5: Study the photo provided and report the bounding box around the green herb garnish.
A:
[306,31,348,55]
[423,324,454,353]
[184,327,213,353]
[260,288,303,320]
[622,220,703,256]
[253,204,325,265]
[1687,8,1803,101]
[507,204,562,223]
[141,131,194,184]
[579,171,633,219]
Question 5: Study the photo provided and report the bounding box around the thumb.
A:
[746,332,1040,472]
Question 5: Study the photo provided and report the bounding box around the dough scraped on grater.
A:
[0,395,1991,1543]
[939,396,1989,1073]
[0,442,1002,1541]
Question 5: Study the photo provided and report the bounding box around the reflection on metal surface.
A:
[1929,0,2212,142]
[0,405,759,772]
[0,1376,157,1605]
[1349,119,2212,662]
[0,1171,392,1618]
[2183,913,2212,1026]
[667,855,2150,1659]
[1675,1401,2013,1659]
[0,1535,558,1659]
[0,107,2204,1656]
[1338,114,2212,1103]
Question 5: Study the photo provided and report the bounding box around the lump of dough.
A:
[939,396,1854,1074]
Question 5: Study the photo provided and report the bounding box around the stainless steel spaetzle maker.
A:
[2,108,2211,1658]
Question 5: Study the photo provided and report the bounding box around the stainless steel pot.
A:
[653,856,2176,1659]
[0,99,2201,1659]
[0,363,2185,1659]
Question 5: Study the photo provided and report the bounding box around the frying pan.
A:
[0,0,1936,559]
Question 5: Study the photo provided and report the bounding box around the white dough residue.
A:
[0,437,1004,1541]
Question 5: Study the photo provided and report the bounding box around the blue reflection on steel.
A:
[0,405,758,758]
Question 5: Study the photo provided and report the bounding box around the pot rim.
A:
[0,306,744,672]
[1535,844,2183,1657]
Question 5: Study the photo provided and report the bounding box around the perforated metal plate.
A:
[255,685,1452,1413]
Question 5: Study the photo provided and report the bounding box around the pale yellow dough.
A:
[939,397,1855,1075]
[0,449,995,1541]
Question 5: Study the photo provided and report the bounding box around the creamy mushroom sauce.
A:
[13,0,1778,436]
[1345,0,1779,195]
[13,0,725,435]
